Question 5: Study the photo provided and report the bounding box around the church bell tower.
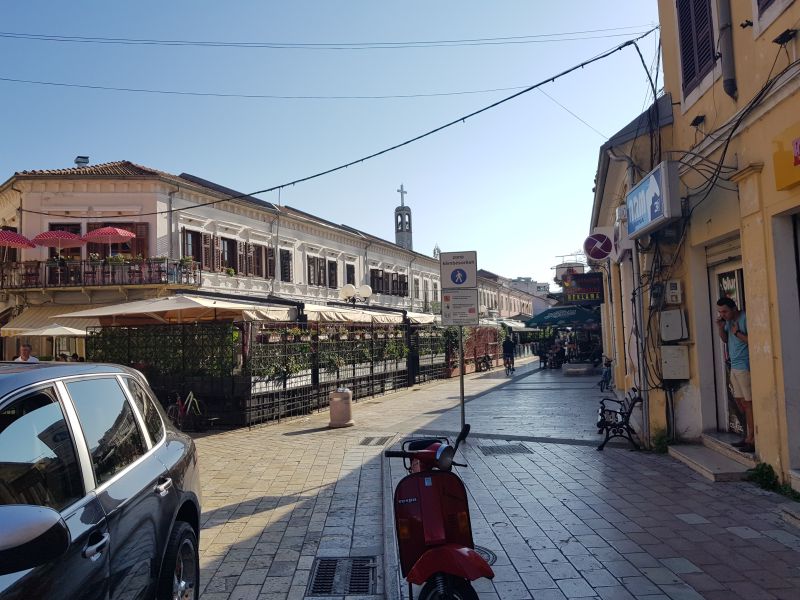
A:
[394,184,413,251]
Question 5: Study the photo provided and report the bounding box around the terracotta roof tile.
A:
[16,160,166,178]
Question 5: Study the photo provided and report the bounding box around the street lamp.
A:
[339,283,373,307]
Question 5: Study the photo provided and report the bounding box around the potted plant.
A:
[179,256,194,269]
[130,254,144,265]
[225,267,236,276]
[88,252,102,265]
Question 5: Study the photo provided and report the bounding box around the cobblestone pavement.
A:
[194,362,800,599]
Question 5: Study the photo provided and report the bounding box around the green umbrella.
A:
[525,306,599,328]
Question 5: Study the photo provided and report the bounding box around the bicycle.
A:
[598,358,613,392]
[504,354,514,376]
[167,389,207,432]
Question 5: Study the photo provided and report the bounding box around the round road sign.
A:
[584,233,613,260]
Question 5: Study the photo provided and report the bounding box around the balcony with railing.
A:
[0,259,201,290]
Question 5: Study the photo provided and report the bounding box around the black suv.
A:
[0,363,201,600]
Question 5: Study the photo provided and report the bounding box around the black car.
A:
[0,363,201,600]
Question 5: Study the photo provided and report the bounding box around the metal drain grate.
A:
[478,443,533,456]
[473,545,498,565]
[307,557,378,596]
[359,436,392,446]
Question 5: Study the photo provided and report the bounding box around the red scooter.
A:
[385,424,494,599]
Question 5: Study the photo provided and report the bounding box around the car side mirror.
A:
[454,424,471,450]
[0,505,70,575]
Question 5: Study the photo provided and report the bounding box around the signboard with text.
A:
[441,289,479,326]
[562,272,604,306]
[625,160,680,239]
[439,251,477,290]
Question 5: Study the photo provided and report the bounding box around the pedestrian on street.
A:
[716,297,753,452]
[14,343,39,363]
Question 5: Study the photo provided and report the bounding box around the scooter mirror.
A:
[454,424,471,449]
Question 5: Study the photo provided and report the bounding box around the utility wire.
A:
[18,27,659,221]
[537,88,608,138]
[0,25,656,50]
[0,76,537,101]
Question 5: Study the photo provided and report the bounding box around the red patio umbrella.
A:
[82,226,136,257]
[0,230,36,249]
[33,230,86,256]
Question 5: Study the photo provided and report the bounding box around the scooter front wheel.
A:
[418,575,479,600]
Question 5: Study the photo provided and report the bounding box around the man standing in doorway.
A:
[716,297,753,452]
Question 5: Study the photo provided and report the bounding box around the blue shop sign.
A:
[626,161,680,239]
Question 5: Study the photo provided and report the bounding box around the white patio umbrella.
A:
[21,324,87,337]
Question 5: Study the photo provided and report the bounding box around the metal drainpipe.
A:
[719,0,738,100]
[606,149,651,446]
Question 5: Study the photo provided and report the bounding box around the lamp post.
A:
[338,283,373,307]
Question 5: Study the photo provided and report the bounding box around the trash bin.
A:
[328,387,354,428]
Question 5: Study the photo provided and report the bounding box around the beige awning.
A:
[56,295,295,324]
[303,304,405,324]
[407,312,439,325]
[1,305,101,337]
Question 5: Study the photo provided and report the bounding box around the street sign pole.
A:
[439,250,478,433]
[459,325,465,430]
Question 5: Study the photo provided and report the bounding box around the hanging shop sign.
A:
[562,272,604,305]
[625,160,681,239]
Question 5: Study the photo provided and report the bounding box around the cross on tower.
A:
[397,184,408,206]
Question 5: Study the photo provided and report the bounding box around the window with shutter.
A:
[213,236,222,271]
[48,223,82,260]
[244,243,254,276]
[236,241,246,274]
[201,234,213,269]
[267,247,275,278]
[280,249,292,282]
[391,273,399,295]
[307,256,317,286]
[370,269,380,292]
[346,264,355,286]
[327,260,337,289]
[383,271,391,295]
[132,223,149,258]
[86,222,105,258]
[677,0,716,93]
[253,244,264,277]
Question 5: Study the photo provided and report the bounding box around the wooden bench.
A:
[596,389,642,451]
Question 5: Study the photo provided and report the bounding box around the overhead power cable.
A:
[0,76,537,100]
[0,25,656,50]
[18,27,659,221]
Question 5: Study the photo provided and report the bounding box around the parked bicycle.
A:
[167,389,208,432]
[598,357,613,392]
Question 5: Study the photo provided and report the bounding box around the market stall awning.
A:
[56,295,295,324]
[525,306,599,328]
[1,305,101,337]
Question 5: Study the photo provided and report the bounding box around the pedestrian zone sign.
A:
[441,289,479,326]
[440,251,477,289]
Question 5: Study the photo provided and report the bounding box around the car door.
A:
[63,376,175,600]
[0,385,109,600]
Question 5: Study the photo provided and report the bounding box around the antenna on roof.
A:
[74,156,89,168]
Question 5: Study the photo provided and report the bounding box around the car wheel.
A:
[158,521,199,600]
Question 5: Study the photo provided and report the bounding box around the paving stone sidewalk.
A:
[193,362,800,599]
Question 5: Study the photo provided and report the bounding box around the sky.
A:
[0,1,661,286]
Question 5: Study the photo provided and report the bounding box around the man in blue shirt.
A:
[716,297,752,452]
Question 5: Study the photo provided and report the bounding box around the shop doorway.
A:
[707,251,745,435]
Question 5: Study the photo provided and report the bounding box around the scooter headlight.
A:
[435,444,455,471]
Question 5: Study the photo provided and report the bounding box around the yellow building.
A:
[591,0,800,489]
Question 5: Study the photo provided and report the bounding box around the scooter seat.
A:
[407,438,443,450]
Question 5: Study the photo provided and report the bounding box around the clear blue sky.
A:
[1,1,660,285]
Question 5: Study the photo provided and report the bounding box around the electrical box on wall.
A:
[666,279,682,304]
[661,345,690,380]
[660,308,688,341]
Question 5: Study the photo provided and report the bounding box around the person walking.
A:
[716,297,753,452]
[14,343,40,363]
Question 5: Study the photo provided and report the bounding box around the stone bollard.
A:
[328,387,354,428]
